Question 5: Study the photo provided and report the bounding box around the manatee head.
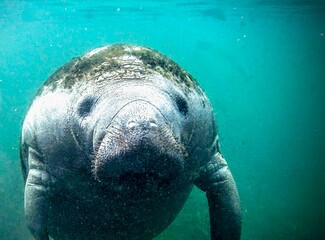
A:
[48,45,207,197]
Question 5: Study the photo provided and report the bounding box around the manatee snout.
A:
[93,101,185,189]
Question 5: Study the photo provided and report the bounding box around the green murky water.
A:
[0,1,324,239]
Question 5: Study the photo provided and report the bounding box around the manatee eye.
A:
[175,95,188,116]
[78,97,95,117]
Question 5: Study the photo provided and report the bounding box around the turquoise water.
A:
[0,0,324,239]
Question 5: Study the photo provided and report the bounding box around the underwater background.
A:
[0,0,324,239]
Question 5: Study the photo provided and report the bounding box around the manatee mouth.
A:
[113,171,174,195]
[94,136,185,191]
[118,172,166,185]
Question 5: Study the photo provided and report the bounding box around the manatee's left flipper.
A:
[195,152,241,240]
[24,147,55,240]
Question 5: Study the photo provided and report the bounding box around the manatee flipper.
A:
[195,152,241,240]
[24,147,51,240]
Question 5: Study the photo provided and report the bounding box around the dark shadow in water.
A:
[202,8,226,21]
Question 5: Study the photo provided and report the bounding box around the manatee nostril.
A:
[149,118,158,128]
[127,121,137,129]
[127,119,158,130]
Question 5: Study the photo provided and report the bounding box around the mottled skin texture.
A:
[20,44,241,240]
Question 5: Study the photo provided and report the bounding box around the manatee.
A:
[20,44,241,240]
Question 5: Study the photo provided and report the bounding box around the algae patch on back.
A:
[41,44,199,93]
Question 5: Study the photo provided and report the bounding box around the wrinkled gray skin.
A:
[21,44,241,240]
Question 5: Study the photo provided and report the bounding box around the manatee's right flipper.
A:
[195,152,241,240]
[24,147,54,240]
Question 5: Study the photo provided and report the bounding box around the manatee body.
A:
[20,44,241,240]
